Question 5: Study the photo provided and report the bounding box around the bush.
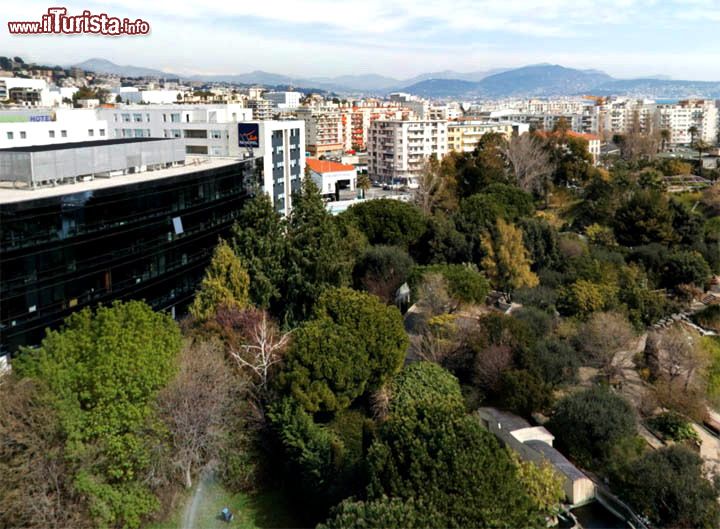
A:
[353,245,414,303]
[409,264,490,305]
[548,386,636,467]
[647,412,700,444]
[344,199,427,249]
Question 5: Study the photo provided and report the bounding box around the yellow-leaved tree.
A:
[190,238,250,320]
[481,218,539,296]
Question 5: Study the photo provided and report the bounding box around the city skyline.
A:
[2,0,720,81]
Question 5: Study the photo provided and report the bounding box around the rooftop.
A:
[526,440,589,482]
[0,156,246,205]
[307,157,356,173]
[478,407,533,432]
[0,137,167,153]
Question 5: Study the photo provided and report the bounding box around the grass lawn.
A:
[146,479,302,529]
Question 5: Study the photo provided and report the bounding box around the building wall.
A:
[0,108,108,148]
[0,158,261,355]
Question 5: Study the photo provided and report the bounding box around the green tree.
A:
[614,189,677,246]
[353,245,414,303]
[367,362,543,528]
[284,177,353,323]
[456,133,509,197]
[15,301,182,529]
[617,446,720,529]
[481,218,539,295]
[319,496,443,529]
[343,199,427,249]
[189,238,250,320]
[548,386,635,467]
[409,264,490,305]
[279,288,408,414]
[498,369,553,417]
[661,250,712,290]
[232,193,286,309]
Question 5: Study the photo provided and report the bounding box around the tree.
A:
[415,272,454,315]
[189,238,250,321]
[617,446,720,529]
[481,218,539,295]
[353,245,414,303]
[548,386,636,467]
[414,155,458,214]
[226,307,290,394]
[576,311,636,373]
[689,125,699,146]
[279,288,408,414]
[660,128,671,152]
[498,369,553,417]
[511,455,565,520]
[518,337,580,388]
[557,279,619,319]
[503,133,555,204]
[661,250,711,290]
[319,496,443,529]
[14,301,182,529]
[343,198,427,249]
[456,133,509,197]
[367,362,544,529]
[156,340,235,489]
[410,263,490,305]
[232,193,286,309]
[614,189,677,246]
[284,177,353,323]
[519,217,561,271]
[0,377,88,529]
[356,173,371,199]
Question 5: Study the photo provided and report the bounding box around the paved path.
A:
[182,471,213,529]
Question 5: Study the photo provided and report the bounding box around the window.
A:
[163,114,167,122]
[113,114,118,122]
[133,113,143,122]
[183,129,207,139]
[99,129,105,137]
[170,113,181,123]
[122,113,130,122]
[88,129,94,137]
[49,130,55,138]
[20,131,26,139]
[171,129,181,138]
[61,130,67,138]
[210,130,222,139]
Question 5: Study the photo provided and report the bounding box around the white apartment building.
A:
[368,119,448,187]
[0,108,108,148]
[246,98,274,120]
[265,91,302,110]
[657,100,718,145]
[448,121,530,153]
[0,77,58,107]
[112,88,183,104]
[296,106,344,156]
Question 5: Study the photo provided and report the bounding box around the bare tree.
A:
[472,343,513,392]
[416,272,454,316]
[577,311,636,373]
[413,155,457,215]
[412,320,460,364]
[503,133,555,203]
[656,327,708,392]
[157,340,235,489]
[226,308,290,394]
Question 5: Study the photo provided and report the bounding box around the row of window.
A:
[5,128,106,140]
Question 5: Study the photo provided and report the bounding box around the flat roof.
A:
[0,156,248,205]
[0,137,171,153]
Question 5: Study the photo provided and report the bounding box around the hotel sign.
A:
[238,123,260,148]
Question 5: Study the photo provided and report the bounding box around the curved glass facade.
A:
[0,157,262,354]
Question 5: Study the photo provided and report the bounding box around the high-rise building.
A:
[367,119,447,187]
[296,106,344,156]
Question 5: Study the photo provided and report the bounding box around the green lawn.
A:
[146,479,301,529]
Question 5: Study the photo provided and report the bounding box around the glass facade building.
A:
[0,157,262,355]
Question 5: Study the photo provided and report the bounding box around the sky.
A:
[2,0,720,81]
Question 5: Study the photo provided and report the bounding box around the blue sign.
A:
[238,123,260,148]
[29,115,52,122]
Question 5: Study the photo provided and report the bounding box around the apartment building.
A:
[447,121,530,152]
[265,91,302,110]
[368,119,448,187]
[246,98,274,120]
[0,77,57,107]
[657,100,718,145]
[0,108,108,148]
[296,106,344,156]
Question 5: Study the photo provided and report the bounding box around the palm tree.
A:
[688,126,699,146]
[356,173,371,199]
[660,129,671,152]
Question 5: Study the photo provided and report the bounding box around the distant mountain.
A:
[73,58,171,78]
[400,78,482,99]
[71,59,720,99]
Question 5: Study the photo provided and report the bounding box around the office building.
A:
[0,108,108,149]
[0,138,261,356]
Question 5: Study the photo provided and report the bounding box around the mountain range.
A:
[72,59,720,99]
